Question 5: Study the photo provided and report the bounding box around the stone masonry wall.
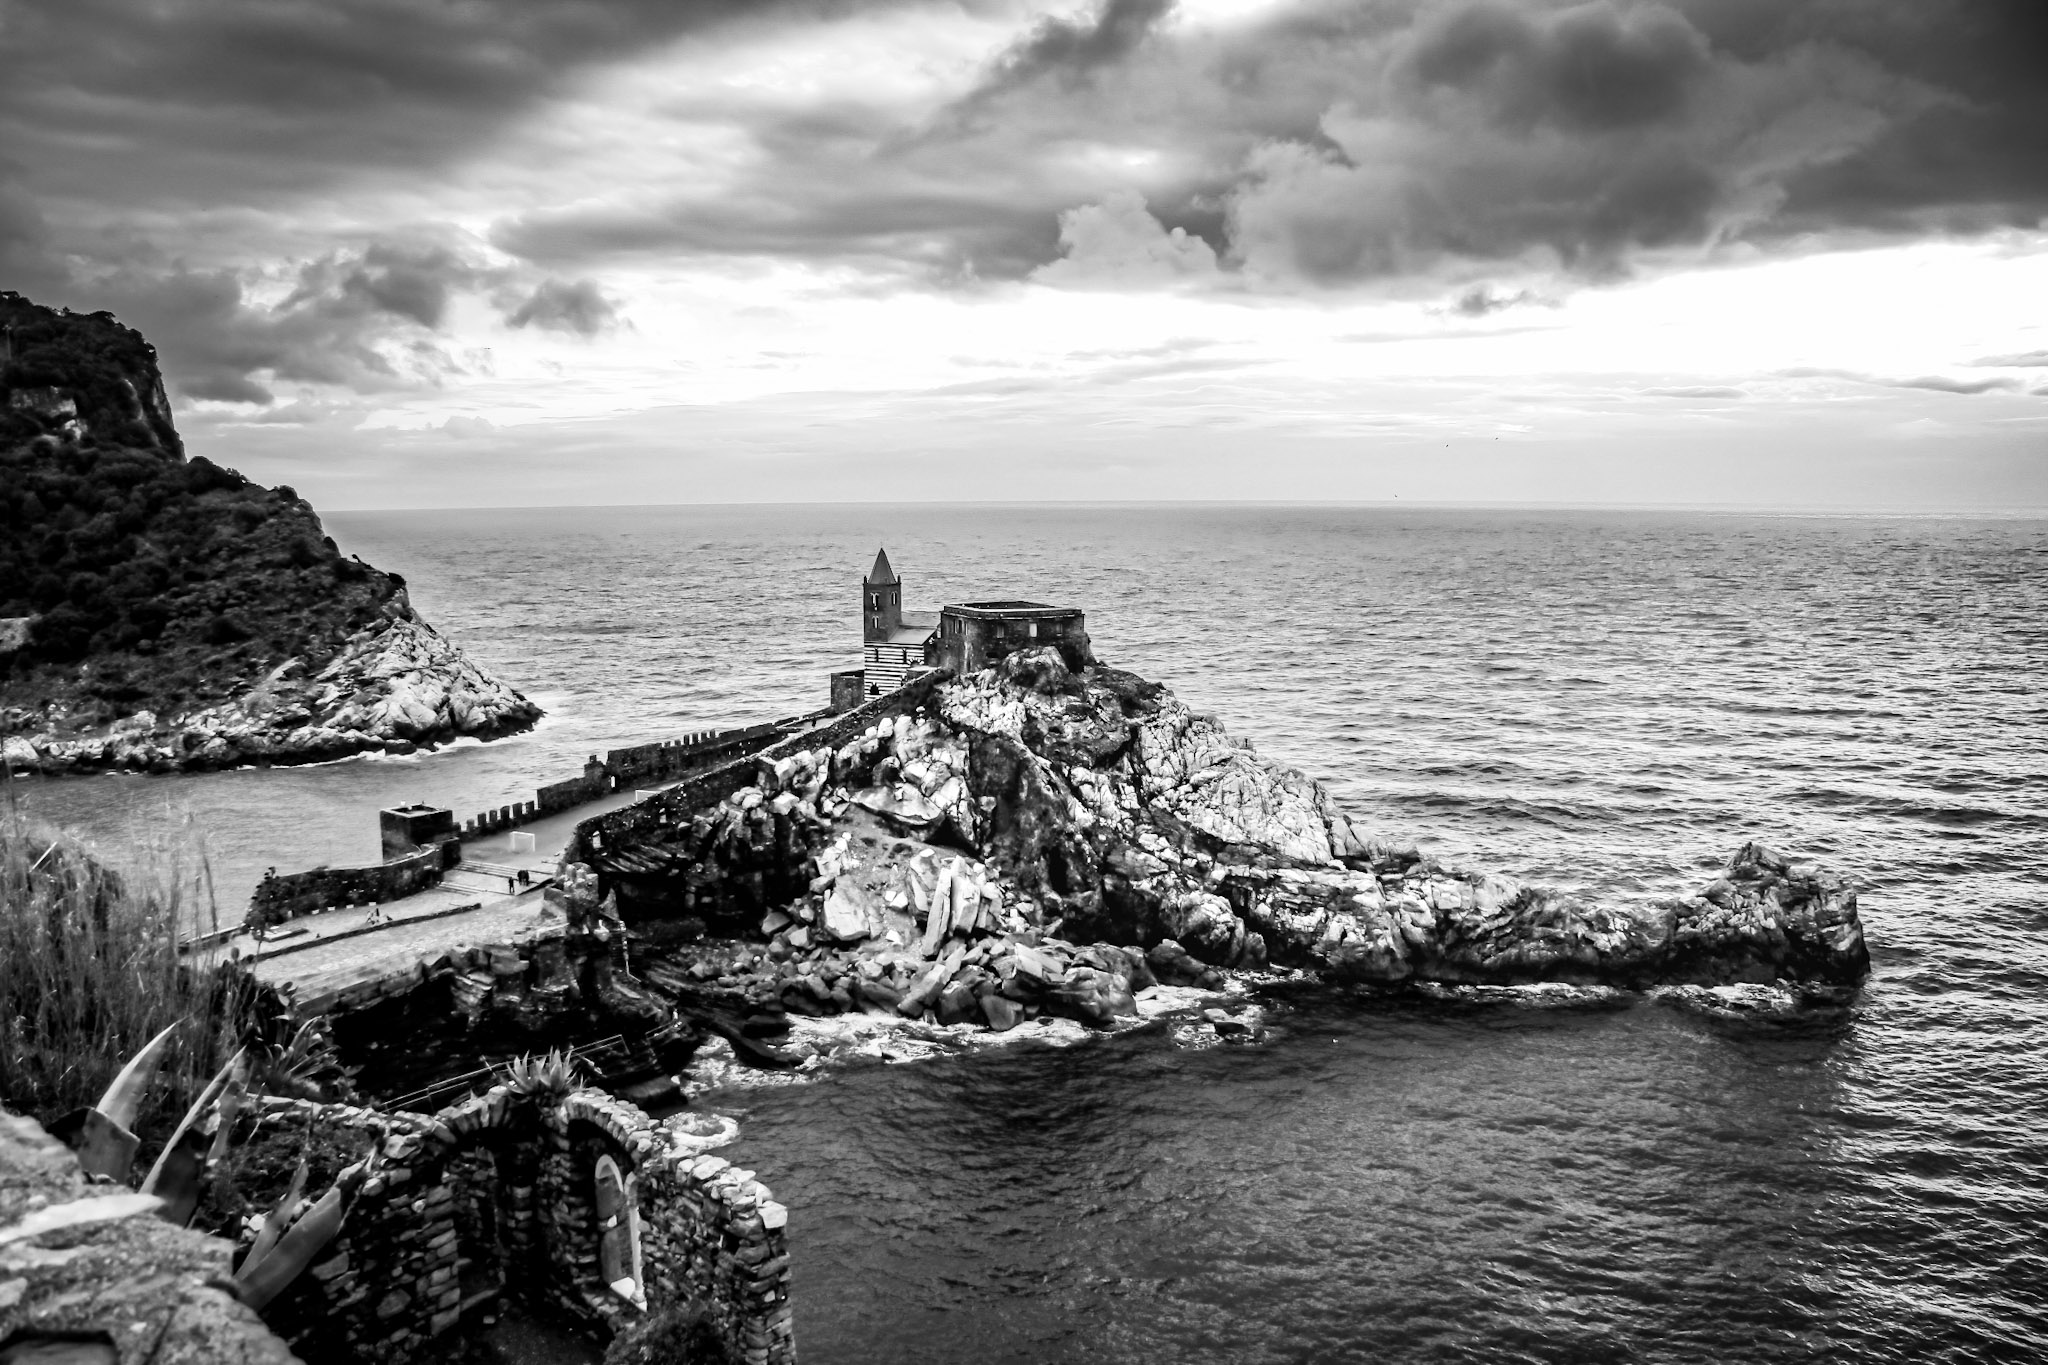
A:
[247,843,448,928]
[572,668,951,868]
[228,1088,789,1365]
[462,724,787,840]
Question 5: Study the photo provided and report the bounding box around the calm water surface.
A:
[19,504,2047,1362]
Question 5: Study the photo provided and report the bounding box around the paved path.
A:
[202,759,743,1012]
[244,886,563,1012]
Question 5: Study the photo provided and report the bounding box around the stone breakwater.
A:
[571,649,1869,1041]
[2,592,540,774]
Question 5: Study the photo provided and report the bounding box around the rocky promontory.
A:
[0,291,539,772]
[572,646,1869,1044]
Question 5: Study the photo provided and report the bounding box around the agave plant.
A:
[231,1141,380,1313]
[53,1020,181,1182]
[501,1048,583,1101]
[138,1047,249,1226]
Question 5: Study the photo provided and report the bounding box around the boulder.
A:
[1147,939,1222,989]
[819,883,872,943]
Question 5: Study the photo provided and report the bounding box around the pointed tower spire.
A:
[863,548,903,643]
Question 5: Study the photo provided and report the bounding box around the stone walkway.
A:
[201,760,734,1013]
[243,886,563,1013]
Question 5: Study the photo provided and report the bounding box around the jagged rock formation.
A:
[579,648,1869,1034]
[0,291,539,772]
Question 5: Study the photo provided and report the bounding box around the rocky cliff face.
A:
[579,648,1869,1038]
[0,292,540,772]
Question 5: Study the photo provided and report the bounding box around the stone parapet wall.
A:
[608,724,781,785]
[248,843,447,928]
[457,723,785,841]
[573,669,951,869]
[222,1099,455,1364]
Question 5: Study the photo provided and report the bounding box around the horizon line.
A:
[320,497,2048,518]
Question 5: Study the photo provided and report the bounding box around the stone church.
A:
[851,548,1090,699]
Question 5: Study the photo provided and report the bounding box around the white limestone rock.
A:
[8,593,539,773]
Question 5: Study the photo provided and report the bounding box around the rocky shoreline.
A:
[2,590,540,774]
[565,646,1869,1072]
[1,290,543,777]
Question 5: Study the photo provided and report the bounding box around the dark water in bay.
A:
[17,504,2047,1362]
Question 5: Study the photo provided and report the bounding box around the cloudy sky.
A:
[4,0,2044,509]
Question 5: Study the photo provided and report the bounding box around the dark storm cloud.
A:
[505,279,622,336]
[1005,0,2048,285]
[0,0,875,204]
[1398,1,1712,132]
[495,182,1061,282]
[116,246,487,404]
[8,232,493,404]
[1705,0,2048,235]
[4,0,2043,308]
[979,0,1179,91]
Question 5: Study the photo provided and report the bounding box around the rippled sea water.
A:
[19,504,2047,1363]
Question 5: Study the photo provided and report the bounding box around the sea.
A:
[14,504,2046,1364]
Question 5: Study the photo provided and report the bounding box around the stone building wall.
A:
[229,1087,789,1365]
[935,603,1090,675]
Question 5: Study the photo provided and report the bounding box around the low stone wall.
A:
[230,1088,790,1365]
[572,669,951,869]
[248,843,448,928]
[458,723,787,840]
[608,724,781,784]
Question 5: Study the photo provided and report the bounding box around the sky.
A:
[3,0,2045,510]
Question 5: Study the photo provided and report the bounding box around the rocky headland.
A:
[0,291,539,772]
[566,645,1869,1061]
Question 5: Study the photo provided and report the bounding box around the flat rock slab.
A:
[0,1113,299,1365]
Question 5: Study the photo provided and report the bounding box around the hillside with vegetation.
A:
[0,291,540,771]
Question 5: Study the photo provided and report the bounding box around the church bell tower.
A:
[863,547,902,644]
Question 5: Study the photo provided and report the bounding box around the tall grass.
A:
[0,775,231,1148]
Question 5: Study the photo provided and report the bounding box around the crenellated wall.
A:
[458,724,788,840]
[572,669,951,869]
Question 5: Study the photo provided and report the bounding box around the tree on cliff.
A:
[0,292,404,733]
